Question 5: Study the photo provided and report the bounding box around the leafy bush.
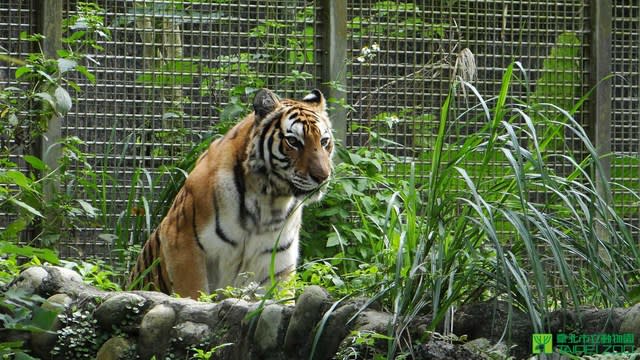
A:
[0,2,110,247]
[302,140,398,264]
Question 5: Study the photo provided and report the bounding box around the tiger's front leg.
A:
[160,232,209,299]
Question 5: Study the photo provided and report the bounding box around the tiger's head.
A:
[249,88,334,201]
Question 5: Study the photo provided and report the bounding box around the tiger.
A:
[128,88,334,299]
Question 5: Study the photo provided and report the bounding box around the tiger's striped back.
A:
[128,89,333,299]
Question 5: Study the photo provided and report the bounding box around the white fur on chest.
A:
[198,171,302,291]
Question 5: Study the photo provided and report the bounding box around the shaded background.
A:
[0,0,638,258]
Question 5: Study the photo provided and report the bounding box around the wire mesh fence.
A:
[0,0,38,239]
[611,1,640,234]
[0,0,638,257]
[346,1,591,177]
[63,1,321,256]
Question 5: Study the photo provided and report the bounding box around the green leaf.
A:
[23,155,46,171]
[57,58,77,74]
[53,86,73,115]
[2,218,29,241]
[326,233,341,247]
[34,92,55,108]
[30,307,59,331]
[76,199,98,218]
[15,352,39,360]
[9,198,43,218]
[35,70,56,84]
[0,341,27,354]
[15,66,31,79]
[4,170,33,189]
[75,65,95,83]
[8,113,18,126]
[220,103,246,122]
[63,30,86,42]
[0,244,59,264]
[629,286,640,303]
[65,80,81,92]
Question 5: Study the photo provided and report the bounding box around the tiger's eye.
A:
[320,137,330,148]
[286,136,302,149]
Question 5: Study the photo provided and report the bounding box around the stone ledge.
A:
[6,266,640,360]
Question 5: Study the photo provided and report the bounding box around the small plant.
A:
[189,342,233,360]
[52,304,108,360]
[199,279,261,303]
[349,2,448,39]
[0,242,60,359]
[61,259,121,291]
[335,330,394,360]
[0,156,44,243]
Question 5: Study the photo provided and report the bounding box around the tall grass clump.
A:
[305,63,640,357]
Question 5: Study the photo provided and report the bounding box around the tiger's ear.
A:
[302,89,326,110]
[253,88,280,119]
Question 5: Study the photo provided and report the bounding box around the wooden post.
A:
[29,0,63,243]
[319,0,348,145]
[590,0,612,249]
[590,0,612,201]
[36,0,63,174]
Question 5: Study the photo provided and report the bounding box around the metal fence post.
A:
[319,0,347,144]
[590,0,612,241]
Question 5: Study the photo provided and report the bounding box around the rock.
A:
[284,285,331,357]
[31,294,73,359]
[11,266,639,360]
[12,267,49,294]
[94,293,147,332]
[173,321,212,346]
[353,310,392,333]
[43,293,73,310]
[313,303,359,360]
[334,310,392,359]
[49,266,83,284]
[130,290,174,304]
[414,339,485,360]
[138,304,177,359]
[254,304,288,353]
[463,337,509,359]
[619,303,640,346]
[453,301,532,360]
[176,301,218,325]
[35,266,105,301]
[96,336,135,360]
[211,298,252,358]
[547,307,626,334]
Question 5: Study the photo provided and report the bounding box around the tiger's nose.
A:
[309,159,331,184]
